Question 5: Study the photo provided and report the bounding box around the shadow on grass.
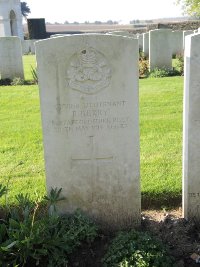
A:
[142,191,182,209]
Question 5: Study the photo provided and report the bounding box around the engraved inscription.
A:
[48,100,130,134]
[189,192,200,198]
[67,47,111,94]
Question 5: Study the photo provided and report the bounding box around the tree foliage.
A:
[21,1,31,19]
[176,0,200,17]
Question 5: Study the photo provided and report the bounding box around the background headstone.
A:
[183,30,194,49]
[0,36,24,79]
[171,30,183,56]
[137,33,143,50]
[143,32,149,57]
[106,31,136,38]
[36,34,141,231]
[183,33,200,221]
[22,39,36,54]
[149,29,172,71]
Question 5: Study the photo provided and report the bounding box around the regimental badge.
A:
[67,47,111,94]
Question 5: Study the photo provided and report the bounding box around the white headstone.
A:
[142,32,149,57]
[106,31,136,39]
[50,34,71,38]
[0,0,23,40]
[171,30,183,56]
[183,30,194,49]
[36,34,141,231]
[0,37,24,79]
[137,33,143,50]
[183,33,200,221]
[22,39,36,55]
[149,29,172,71]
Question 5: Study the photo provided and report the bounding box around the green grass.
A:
[140,77,183,207]
[23,55,36,80]
[0,55,184,208]
[0,85,45,204]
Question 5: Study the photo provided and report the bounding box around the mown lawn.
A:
[140,77,183,207]
[0,55,184,208]
[22,54,36,80]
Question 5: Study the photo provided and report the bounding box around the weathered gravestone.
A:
[106,31,132,37]
[106,32,136,41]
[36,34,140,231]
[149,29,172,71]
[171,30,183,56]
[22,39,36,55]
[137,33,143,50]
[183,33,200,221]
[183,30,194,49]
[0,36,24,79]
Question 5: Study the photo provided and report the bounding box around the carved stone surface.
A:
[36,34,140,231]
[183,33,200,222]
[67,47,111,94]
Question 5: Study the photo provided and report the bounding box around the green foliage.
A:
[0,78,11,85]
[44,188,65,216]
[0,184,7,198]
[102,230,174,267]
[0,187,98,266]
[30,65,38,84]
[139,59,149,78]
[148,67,180,78]
[139,52,149,78]
[176,0,200,17]
[149,68,170,78]
[173,54,184,76]
[139,51,147,61]
[21,2,31,19]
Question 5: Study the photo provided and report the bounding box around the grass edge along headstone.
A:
[183,33,200,221]
[35,34,140,231]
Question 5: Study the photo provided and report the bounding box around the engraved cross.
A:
[71,136,113,165]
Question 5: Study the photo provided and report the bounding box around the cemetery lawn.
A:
[0,85,46,204]
[23,54,36,80]
[140,76,183,208]
[0,55,183,208]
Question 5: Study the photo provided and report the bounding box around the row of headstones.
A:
[98,29,200,71]
[142,29,196,56]
[108,29,199,71]
[0,28,198,80]
[143,29,199,71]
[34,32,200,231]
